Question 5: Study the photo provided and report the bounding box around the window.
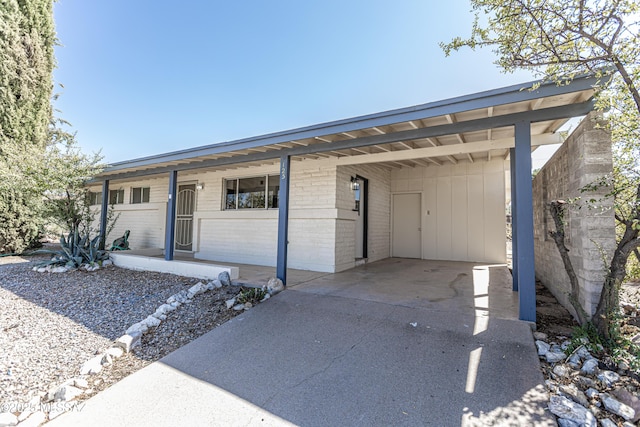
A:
[224,175,279,209]
[87,191,102,206]
[131,187,150,204]
[109,189,125,204]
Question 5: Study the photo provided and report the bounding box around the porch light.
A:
[350,176,360,191]
[196,183,204,190]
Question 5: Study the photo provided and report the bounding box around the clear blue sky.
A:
[53,0,538,164]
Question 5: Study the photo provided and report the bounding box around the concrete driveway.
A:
[50,260,554,426]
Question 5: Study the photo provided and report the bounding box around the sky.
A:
[52,0,560,167]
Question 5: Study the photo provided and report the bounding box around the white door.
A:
[392,193,421,258]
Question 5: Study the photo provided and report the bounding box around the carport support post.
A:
[98,179,110,250]
[276,155,290,285]
[513,121,536,322]
[165,170,178,261]
[509,149,518,292]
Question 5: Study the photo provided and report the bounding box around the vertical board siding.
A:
[391,159,507,263]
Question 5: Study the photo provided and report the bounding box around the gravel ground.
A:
[0,254,242,411]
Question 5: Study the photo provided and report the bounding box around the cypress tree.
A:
[0,0,55,253]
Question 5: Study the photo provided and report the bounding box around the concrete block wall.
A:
[532,112,615,318]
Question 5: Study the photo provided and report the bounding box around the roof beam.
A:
[97,101,592,181]
[334,134,561,166]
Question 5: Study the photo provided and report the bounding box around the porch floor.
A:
[170,256,518,321]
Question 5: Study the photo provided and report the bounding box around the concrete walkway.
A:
[50,260,554,427]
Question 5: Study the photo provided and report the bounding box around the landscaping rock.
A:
[143,315,161,328]
[597,370,621,387]
[225,298,236,309]
[546,348,566,363]
[0,413,18,427]
[267,277,284,295]
[187,282,205,298]
[80,355,103,375]
[581,358,599,375]
[260,293,270,303]
[533,331,548,341]
[125,322,148,336]
[567,353,581,369]
[585,388,599,399]
[17,411,46,427]
[114,332,141,353]
[553,364,571,378]
[599,418,617,427]
[600,393,636,421]
[559,384,590,408]
[218,271,231,287]
[576,346,592,360]
[106,346,124,359]
[547,395,596,427]
[54,384,83,402]
[611,387,640,422]
[576,376,598,390]
[73,378,89,389]
[233,304,245,311]
[556,419,579,427]
[536,340,550,356]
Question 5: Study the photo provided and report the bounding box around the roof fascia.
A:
[98,99,594,182]
[103,75,599,173]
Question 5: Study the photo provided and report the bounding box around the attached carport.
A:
[96,75,597,322]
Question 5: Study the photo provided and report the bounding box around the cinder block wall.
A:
[532,112,615,318]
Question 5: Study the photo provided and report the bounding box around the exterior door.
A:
[175,183,196,251]
[392,193,421,258]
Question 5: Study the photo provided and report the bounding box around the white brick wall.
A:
[336,164,391,270]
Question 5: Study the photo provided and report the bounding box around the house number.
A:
[281,165,287,181]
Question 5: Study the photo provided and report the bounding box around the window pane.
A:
[238,177,265,209]
[142,187,150,203]
[132,187,142,204]
[88,191,102,205]
[109,189,124,204]
[268,175,279,208]
[225,179,237,209]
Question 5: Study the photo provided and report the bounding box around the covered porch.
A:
[94,76,598,323]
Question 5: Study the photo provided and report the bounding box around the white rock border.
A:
[0,272,283,425]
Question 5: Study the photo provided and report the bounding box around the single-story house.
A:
[89,75,600,322]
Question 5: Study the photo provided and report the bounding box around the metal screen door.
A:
[175,183,196,251]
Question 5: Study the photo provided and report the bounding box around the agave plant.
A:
[36,229,109,269]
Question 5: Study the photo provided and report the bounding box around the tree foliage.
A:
[441,0,640,341]
[0,0,108,253]
[0,0,55,253]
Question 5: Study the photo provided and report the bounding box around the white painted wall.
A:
[391,160,507,263]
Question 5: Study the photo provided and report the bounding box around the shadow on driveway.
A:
[50,287,555,426]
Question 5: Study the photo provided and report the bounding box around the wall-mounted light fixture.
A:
[196,183,204,190]
[350,176,360,191]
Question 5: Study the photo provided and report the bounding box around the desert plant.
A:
[236,287,267,305]
[36,229,109,268]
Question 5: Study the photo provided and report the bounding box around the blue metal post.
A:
[99,180,110,250]
[165,170,178,261]
[276,155,291,285]
[509,148,518,292]
[514,121,536,322]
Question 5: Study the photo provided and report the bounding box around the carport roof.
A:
[98,75,598,181]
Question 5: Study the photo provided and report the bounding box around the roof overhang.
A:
[96,75,598,182]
